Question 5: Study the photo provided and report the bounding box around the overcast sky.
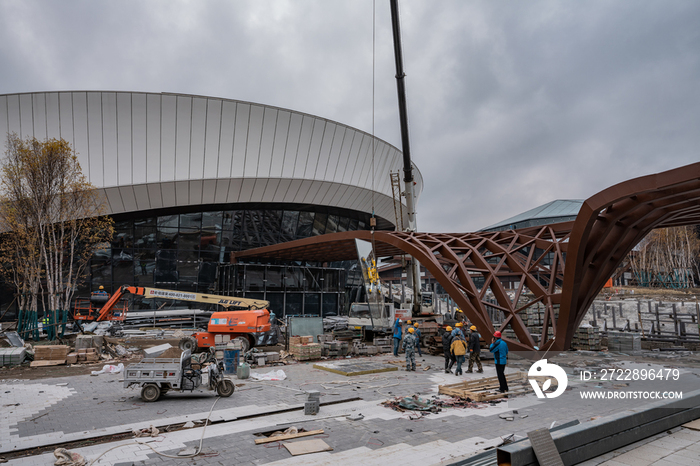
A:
[1,0,699,232]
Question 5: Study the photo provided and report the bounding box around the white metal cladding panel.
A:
[251,178,268,203]
[0,91,415,226]
[161,182,177,208]
[244,104,264,178]
[203,98,222,180]
[133,185,151,211]
[32,93,47,140]
[19,94,33,139]
[214,179,230,203]
[227,178,244,203]
[189,97,207,181]
[238,178,257,203]
[202,180,217,204]
[102,93,119,188]
[160,94,177,182]
[45,93,60,136]
[131,93,147,185]
[147,184,163,209]
[115,93,133,185]
[175,95,192,181]
[104,187,124,213]
[272,178,293,203]
[146,93,162,183]
[218,100,236,179]
[6,95,20,135]
[231,103,249,178]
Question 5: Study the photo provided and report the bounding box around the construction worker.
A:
[452,322,465,338]
[413,322,422,357]
[489,331,509,393]
[450,331,468,376]
[443,326,455,373]
[393,318,403,357]
[402,327,418,371]
[467,325,483,373]
[41,314,50,335]
[92,285,108,296]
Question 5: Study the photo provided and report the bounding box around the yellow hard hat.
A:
[413,322,419,327]
[408,327,415,333]
[407,320,412,324]
[445,326,453,331]
[99,285,104,290]
[456,322,463,327]
[470,325,477,331]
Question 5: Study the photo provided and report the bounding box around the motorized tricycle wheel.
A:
[141,384,161,402]
[216,379,235,397]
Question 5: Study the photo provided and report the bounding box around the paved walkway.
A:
[2,352,699,465]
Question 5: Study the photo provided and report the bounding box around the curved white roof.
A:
[0,91,422,227]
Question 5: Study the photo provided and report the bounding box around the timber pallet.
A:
[439,372,533,401]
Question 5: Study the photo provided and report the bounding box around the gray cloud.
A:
[1,0,699,232]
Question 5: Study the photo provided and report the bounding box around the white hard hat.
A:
[398,319,402,323]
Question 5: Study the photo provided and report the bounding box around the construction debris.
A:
[53,448,86,466]
[133,425,159,438]
[382,394,482,413]
[283,438,333,456]
[255,428,323,445]
[31,345,69,367]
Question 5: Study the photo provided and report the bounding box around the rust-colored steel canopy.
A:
[233,161,700,353]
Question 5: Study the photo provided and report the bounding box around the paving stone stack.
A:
[352,340,379,355]
[372,337,392,353]
[304,390,320,415]
[289,336,322,361]
[571,325,601,350]
[607,331,641,352]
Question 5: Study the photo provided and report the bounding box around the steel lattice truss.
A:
[234,162,700,352]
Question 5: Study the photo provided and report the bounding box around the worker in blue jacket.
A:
[393,318,403,356]
[489,331,509,393]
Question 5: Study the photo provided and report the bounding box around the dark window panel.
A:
[296,211,314,237]
[338,216,350,232]
[157,215,178,228]
[202,211,223,231]
[304,293,320,316]
[197,262,218,291]
[113,258,133,286]
[134,260,155,287]
[281,211,299,241]
[326,215,339,234]
[284,266,303,291]
[348,219,359,231]
[285,293,303,316]
[157,227,179,249]
[312,212,327,235]
[178,231,201,252]
[266,267,283,292]
[322,294,338,317]
[180,212,202,232]
[246,265,265,292]
[262,211,282,246]
[266,292,285,318]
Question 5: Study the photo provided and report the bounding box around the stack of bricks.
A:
[289,335,322,361]
[76,347,99,363]
[571,326,601,350]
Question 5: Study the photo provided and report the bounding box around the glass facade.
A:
[83,205,373,316]
[218,263,346,318]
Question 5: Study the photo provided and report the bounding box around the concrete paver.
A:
[3,352,700,465]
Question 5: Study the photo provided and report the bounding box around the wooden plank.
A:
[30,359,66,367]
[283,439,333,456]
[682,419,700,431]
[255,429,324,445]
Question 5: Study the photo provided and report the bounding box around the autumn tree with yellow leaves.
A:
[0,134,113,340]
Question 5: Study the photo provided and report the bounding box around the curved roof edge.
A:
[480,199,584,232]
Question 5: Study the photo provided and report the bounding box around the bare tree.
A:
[629,226,700,288]
[0,134,113,339]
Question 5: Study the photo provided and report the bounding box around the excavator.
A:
[73,285,277,352]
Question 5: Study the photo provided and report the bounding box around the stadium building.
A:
[0,91,422,317]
